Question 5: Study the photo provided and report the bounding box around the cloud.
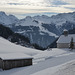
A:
[62,0,75,5]
[0,0,74,18]
[65,7,75,10]
[51,0,68,6]
[8,3,24,5]
[61,4,75,12]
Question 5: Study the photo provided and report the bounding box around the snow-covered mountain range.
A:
[1,33,75,75]
[0,11,75,48]
[0,11,19,25]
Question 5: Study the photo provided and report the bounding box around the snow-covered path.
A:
[1,51,75,75]
[53,60,75,75]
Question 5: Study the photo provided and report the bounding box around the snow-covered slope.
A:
[1,47,75,75]
[0,11,19,25]
[8,15,19,24]
[53,60,75,75]
[33,12,75,26]
[10,12,75,48]
[16,16,39,26]
[15,16,59,38]
[15,12,75,27]
[0,37,75,75]
[0,11,75,48]
[0,37,41,55]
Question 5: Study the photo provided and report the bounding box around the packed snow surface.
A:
[0,37,75,75]
[0,37,41,56]
[53,60,75,75]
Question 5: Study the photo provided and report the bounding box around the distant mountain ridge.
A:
[0,11,75,48]
[0,11,19,25]
[0,24,32,48]
[49,28,75,48]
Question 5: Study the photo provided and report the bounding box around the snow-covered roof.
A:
[0,53,33,60]
[63,29,68,32]
[57,34,75,43]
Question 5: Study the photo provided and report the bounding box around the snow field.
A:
[0,37,75,75]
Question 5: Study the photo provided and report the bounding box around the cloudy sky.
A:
[0,0,75,18]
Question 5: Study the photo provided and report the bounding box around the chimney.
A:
[63,29,68,36]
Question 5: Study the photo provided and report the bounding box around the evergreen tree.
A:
[69,37,74,50]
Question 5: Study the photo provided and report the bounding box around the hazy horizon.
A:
[0,0,75,19]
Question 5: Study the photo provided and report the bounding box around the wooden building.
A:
[57,29,75,48]
[0,53,33,70]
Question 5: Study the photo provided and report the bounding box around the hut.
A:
[0,53,33,70]
[57,29,75,48]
